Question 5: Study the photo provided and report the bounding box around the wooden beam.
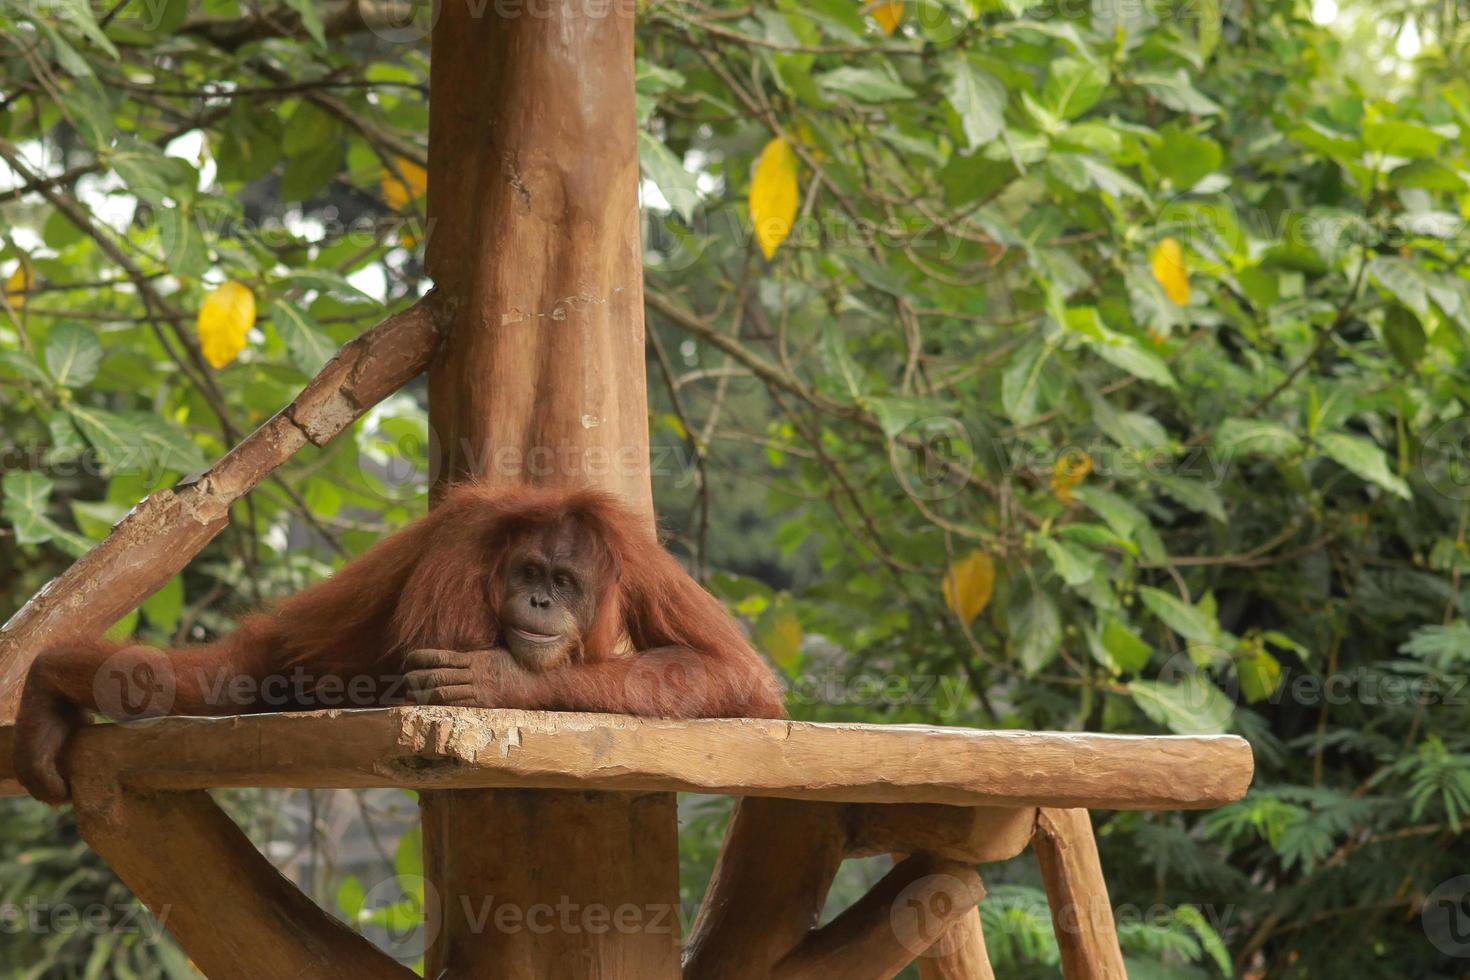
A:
[0,298,444,722]
[1033,808,1128,980]
[2,708,1252,808]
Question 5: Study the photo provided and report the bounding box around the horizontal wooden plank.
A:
[0,708,1253,809]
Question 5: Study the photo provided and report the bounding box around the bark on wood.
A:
[418,0,663,972]
[846,805,1037,863]
[0,298,444,723]
[915,906,995,980]
[687,802,1014,979]
[423,790,681,979]
[423,0,650,519]
[0,708,1254,809]
[772,854,984,980]
[68,772,414,978]
[684,798,849,979]
[1033,808,1128,980]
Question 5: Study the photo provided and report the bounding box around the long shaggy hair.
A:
[270,483,760,680]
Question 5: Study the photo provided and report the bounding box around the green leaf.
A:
[54,0,120,59]
[1237,650,1282,703]
[141,575,185,634]
[138,0,190,35]
[2,471,55,545]
[1139,587,1217,645]
[67,404,141,472]
[1101,618,1152,674]
[1368,257,1433,318]
[1153,474,1227,522]
[1001,340,1050,424]
[1128,676,1234,735]
[867,395,947,440]
[1149,128,1223,188]
[1041,537,1098,587]
[281,269,376,304]
[44,323,103,388]
[272,300,338,375]
[1012,588,1062,674]
[639,131,701,222]
[1136,70,1223,115]
[1382,304,1426,368]
[281,0,329,46]
[70,499,127,539]
[815,66,915,102]
[821,322,865,399]
[1092,336,1176,388]
[946,59,1007,149]
[158,206,208,279]
[0,350,50,384]
[282,142,345,202]
[1213,418,1303,459]
[111,139,178,205]
[1364,120,1447,158]
[336,875,367,920]
[1317,432,1411,499]
[1043,59,1108,120]
[121,413,207,473]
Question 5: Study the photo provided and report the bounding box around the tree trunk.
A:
[420,0,676,975]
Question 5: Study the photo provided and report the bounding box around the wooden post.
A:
[420,0,674,975]
[1033,808,1127,980]
[916,907,995,980]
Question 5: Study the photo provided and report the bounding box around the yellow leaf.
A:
[1050,450,1093,505]
[942,550,995,625]
[4,263,32,309]
[382,158,428,211]
[1150,237,1190,305]
[197,281,256,369]
[750,137,799,260]
[869,0,902,34]
[756,605,803,671]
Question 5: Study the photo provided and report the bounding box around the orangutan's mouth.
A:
[510,627,561,643]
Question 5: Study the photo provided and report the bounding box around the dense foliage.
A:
[3,0,1470,975]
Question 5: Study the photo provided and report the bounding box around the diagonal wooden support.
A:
[67,776,413,978]
[0,297,445,722]
[1033,808,1128,980]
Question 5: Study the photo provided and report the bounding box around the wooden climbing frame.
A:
[0,0,1254,976]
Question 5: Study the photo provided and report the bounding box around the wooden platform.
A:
[0,707,1252,806]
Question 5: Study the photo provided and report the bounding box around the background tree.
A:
[2,0,1469,975]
